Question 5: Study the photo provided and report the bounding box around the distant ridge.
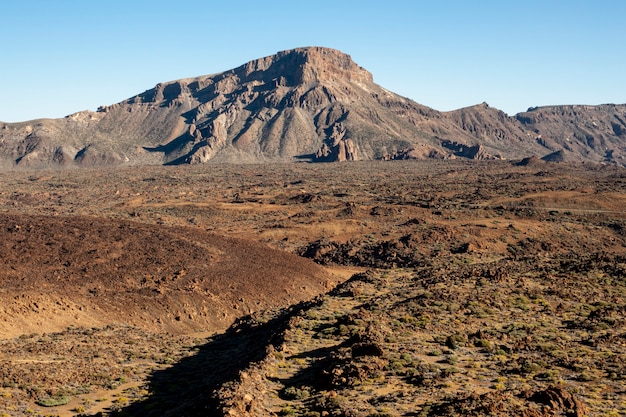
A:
[0,47,625,168]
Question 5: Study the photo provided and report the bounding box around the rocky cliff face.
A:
[0,47,624,168]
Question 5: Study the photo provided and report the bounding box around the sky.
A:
[1,0,625,122]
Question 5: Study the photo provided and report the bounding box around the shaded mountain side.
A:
[444,102,536,159]
[0,213,337,337]
[516,104,626,164]
[0,47,624,168]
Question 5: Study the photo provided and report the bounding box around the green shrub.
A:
[279,406,298,416]
[520,361,542,374]
[443,355,458,365]
[282,386,311,400]
[35,395,71,407]
[474,339,494,352]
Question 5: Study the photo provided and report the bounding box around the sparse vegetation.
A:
[0,160,624,415]
[35,396,71,407]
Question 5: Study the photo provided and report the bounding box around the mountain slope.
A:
[516,104,626,164]
[0,47,624,167]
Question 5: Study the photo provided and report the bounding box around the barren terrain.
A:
[0,160,625,416]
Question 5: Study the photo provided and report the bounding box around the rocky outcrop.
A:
[314,138,357,162]
[381,145,448,160]
[441,140,501,160]
[312,122,358,162]
[527,386,587,417]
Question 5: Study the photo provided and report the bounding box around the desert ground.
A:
[0,159,625,416]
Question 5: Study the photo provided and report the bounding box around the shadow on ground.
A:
[107,303,308,417]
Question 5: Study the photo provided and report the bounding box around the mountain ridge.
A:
[1,46,625,168]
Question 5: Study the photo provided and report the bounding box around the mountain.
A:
[515,104,626,164]
[0,47,625,168]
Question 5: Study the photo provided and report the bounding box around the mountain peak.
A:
[235,46,373,85]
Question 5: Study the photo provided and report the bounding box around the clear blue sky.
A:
[1,0,624,122]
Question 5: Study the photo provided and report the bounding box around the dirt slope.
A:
[0,213,336,337]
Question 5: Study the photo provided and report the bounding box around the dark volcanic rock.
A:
[515,156,546,166]
[542,149,567,162]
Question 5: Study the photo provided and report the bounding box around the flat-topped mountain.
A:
[1,47,624,167]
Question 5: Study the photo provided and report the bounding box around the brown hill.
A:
[0,47,624,167]
[0,212,336,338]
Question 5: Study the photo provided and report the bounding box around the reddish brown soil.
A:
[0,160,624,416]
[0,213,336,338]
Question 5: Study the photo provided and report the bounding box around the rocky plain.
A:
[0,159,624,416]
